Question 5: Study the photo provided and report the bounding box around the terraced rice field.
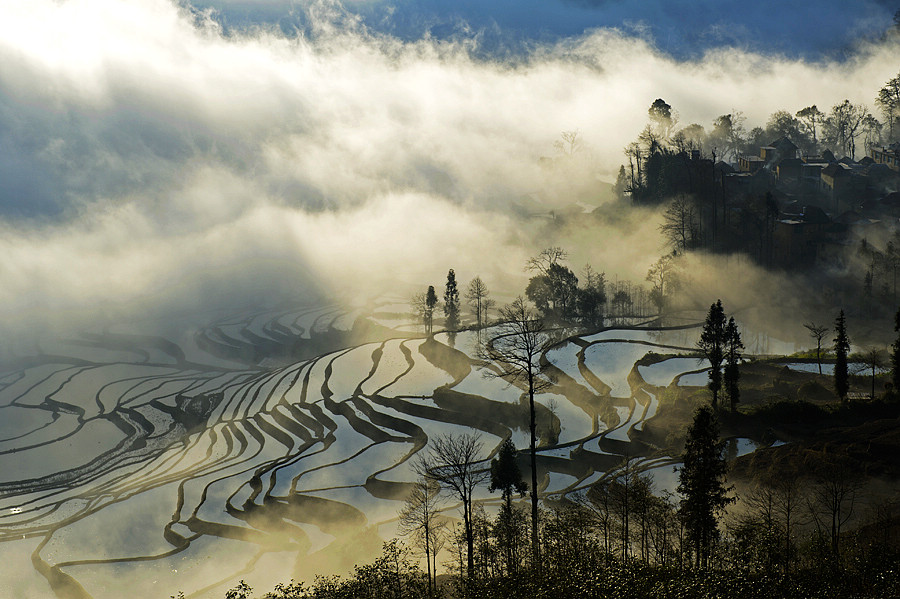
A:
[0,300,751,597]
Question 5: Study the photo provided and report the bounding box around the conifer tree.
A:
[834,310,850,403]
[678,405,732,568]
[724,317,743,412]
[444,269,460,332]
[698,300,727,409]
[489,438,527,574]
[425,285,438,336]
[489,438,527,511]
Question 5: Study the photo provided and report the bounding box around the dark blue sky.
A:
[193,0,897,59]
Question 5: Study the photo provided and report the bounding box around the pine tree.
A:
[489,438,527,511]
[723,317,743,412]
[489,438,527,574]
[425,286,438,336]
[834,310,850,403]
[444,269,460,332]
[678,405,732,568]
[698,300,727,409]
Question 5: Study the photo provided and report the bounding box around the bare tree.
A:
[797,105,825,150]
[411,292,428,334]
[804,322,829,375]
[480,296,551,566]
[807,460,864,564]
[660,194,700,251]
[646,253,680,316]
[823,100,870,159]
[858,347,885,401]
[399,458,447,594]
[526,247,568,276]
[709,112,746,162]
[773,476,803,576]
[554,130,584,156]
[465,276,495,330]
[426,433,489,581]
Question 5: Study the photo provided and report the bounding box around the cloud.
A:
[202,0,898,60]
[0,0,898,338]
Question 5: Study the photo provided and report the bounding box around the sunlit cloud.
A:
[1,0,898,337]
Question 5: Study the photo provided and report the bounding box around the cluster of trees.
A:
[410,247,688,344]
[697,300,744,411]
[612,70,900,279]
[523,248,606,327]
[347,402,733,595]
[622,82,897,200]
[858,235,900,312]
[412,271,495,335]
[805,307,900,404]
[605,277,653,324]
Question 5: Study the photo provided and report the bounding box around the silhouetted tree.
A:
[490,438,527,512]
[481,296,551,567]
[465,276,494,330]
[400,458,446,594]
[804,322,829,375]
[444,269,460,332]
[822,100,870,159]
[660,194,701,251]
[709,113,746,162]
[678,405,732,568]
[489,438,527,574]
[646,253,679,315]
[614,164,630,200]
[723,317,743,412]
[427,433,489,581]
[411,292,428,333]
[833,310,850,403]
[797,105,825,150]
[425,285,438,336]
[876,70,900,141]
[648,98,676,140]
[698,300,727,410]
[807,459,863,564]
[554,130,584,156]
[526,262,579,321]
[766,109,810,149]
[576,265,606,328]
[859,347,885,401]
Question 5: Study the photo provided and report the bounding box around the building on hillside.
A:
[767,137,800,161]
[776,157,803,183]
[739,137,800,173]
[772,205,832,268]
[871,143,900,171]
[821,163,866,212]
[739,154,766,173]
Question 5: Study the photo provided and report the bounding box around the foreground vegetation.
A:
[201,509,900,598]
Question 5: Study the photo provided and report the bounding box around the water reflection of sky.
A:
[639,357,709,387]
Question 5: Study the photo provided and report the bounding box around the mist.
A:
[1,0,899,339]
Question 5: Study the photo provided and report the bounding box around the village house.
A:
[871,143,900,171]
